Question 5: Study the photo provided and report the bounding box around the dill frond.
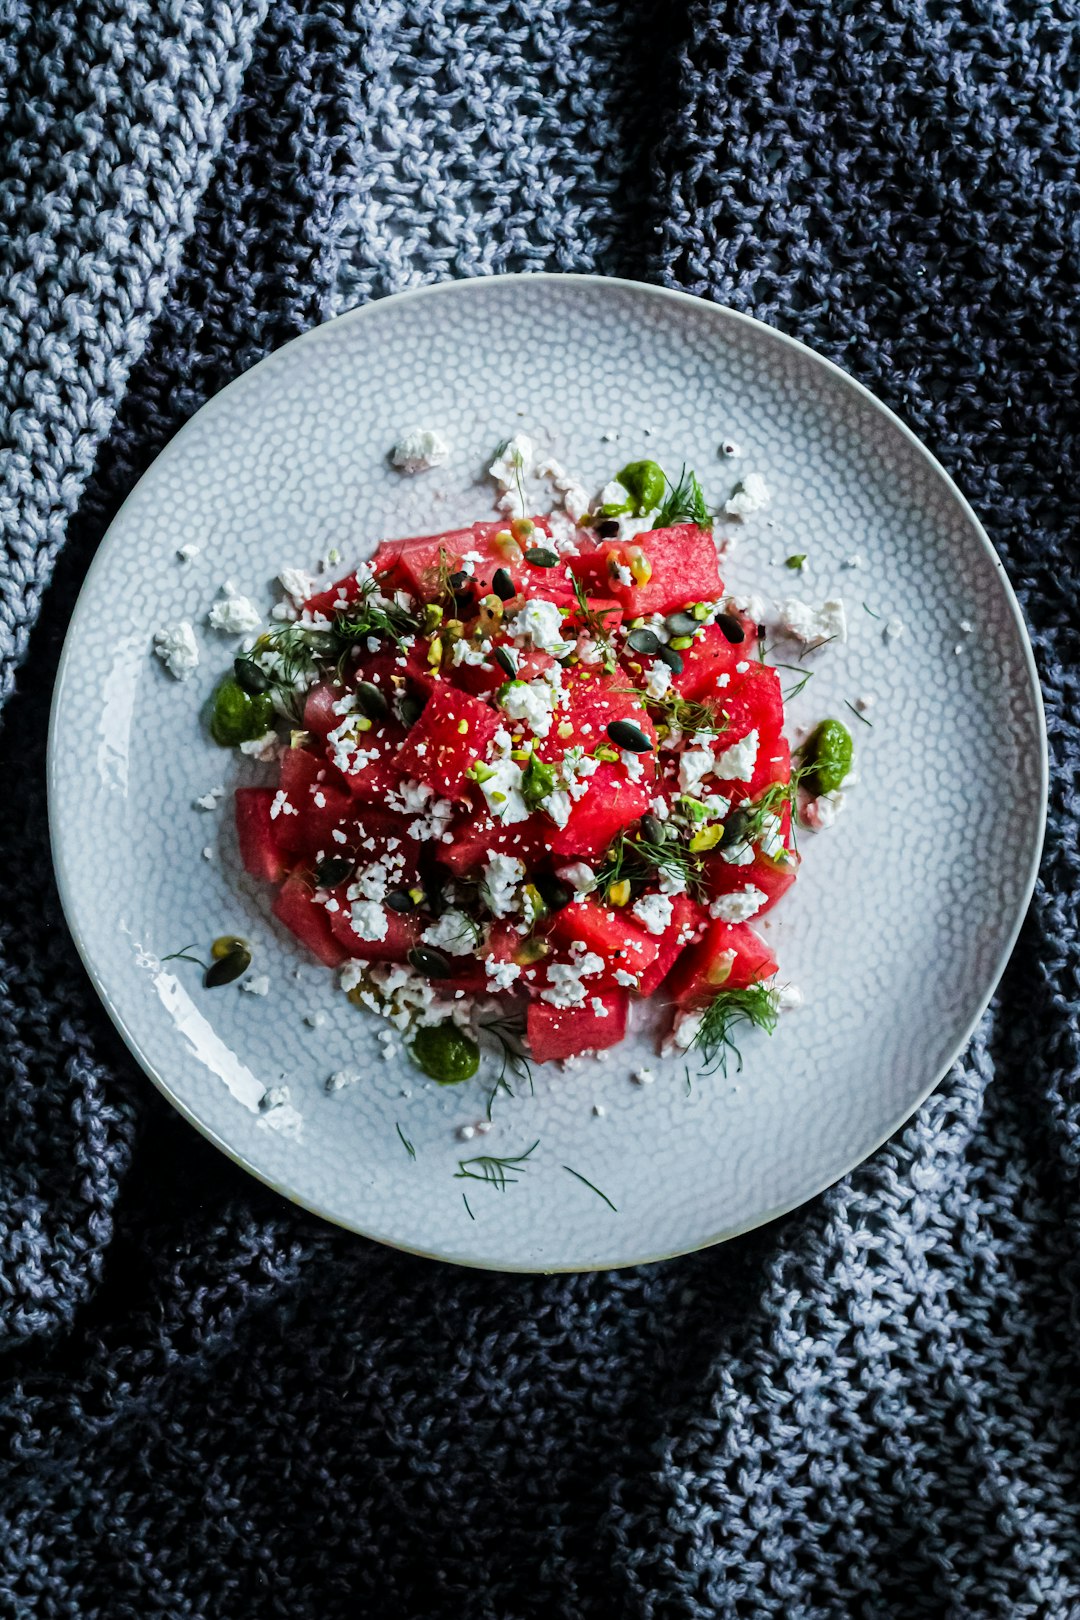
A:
[691,982,780,1074]
[454,1140,540,1191]
[656,464,712,529]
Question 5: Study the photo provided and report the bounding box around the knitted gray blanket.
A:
[2,2,1078,1614]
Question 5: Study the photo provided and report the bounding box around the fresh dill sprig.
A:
[597,823,705,900]
[454,1140,540,1191]
[844,699,873,728]
[396,1122,416,1160]
[797,633,838,662]
[562,1166,618,1212]
[571,574,618,670]
[770,660,815,701]
[619,682,725,739]
[724,762,816,854]
[160,944,208,970]
[480,1014,534,1118]
[862,602,882,621]
[462,1193,475,1221]
[656,464,712,529]
[691,982,781,1074]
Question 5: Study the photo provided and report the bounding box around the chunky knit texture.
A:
[1,2,1078,1615]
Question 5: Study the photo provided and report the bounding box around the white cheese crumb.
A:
[457,1124,476,1142]
[176,542,201,562]
[777,598,847,645]
[712,727,759,783]
[631,892,673,936]
[670,1011,703,1051]
[843,553,864,568]
[238,730,279,761]
[349,900,389,940]
[720,440,742,458]
[153,621,199,680]
[678,747,715,794]
[804,788,847,830]
[194,785,225,810]
[201,845,213,860]
[541,952,605,1008]
[856,694,875,712]
[325,1070,361,1094]
[390,427,450,473]
[240,974,270,996]
[278,567,315,605]
[488,433,534,517]
[632,1067,656,1086]
[499,679,555,736]
[724,472,771,517]
[777,983,805,1012]
[613,968,639,987]
[959,619,974,635]
[339,961,365,993]
[557,862,597,894]
[269,789,297,821]
[884,615,905,641]
[710,885,767,922]
[207,586,262,635]
[601,429,619,443]
[421,910,479,957]
[304,1010,328,1028]
[478,756,530,824]
[480,853,526,919]
[485,958,522,990]
[260,1085,290,1111]
[514,598,567,654]
[592,1103,607,1116]
[645,661,673,699]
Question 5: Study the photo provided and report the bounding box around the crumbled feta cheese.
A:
[632,892,673,936]
[725,472,771,517]
[514,598,567,654]
[804,789,847,830]
[260,1085,290,1111]
[777,598,847,645]
[592,1103,607,1116]
[856,694,875,712]
[777,983,805,1012]
[959,619,974,635]
[645,661,673,699]
[176,542,201,562]
[421,910,479,957]
[481,853,525,918]
[540,952,605,1007]
[488,434,534,516]
[201,846,213,860]
[153,621,200,680]
[194,785,225,810]
[304,1010,328,1028]
[590,996,610,1017]
[710,885,767,922]
[758,811,786,861]
[240,973,271,996]
[349,900,389,940]
[478,756,530,824]
[238,729,279,761]
[844,553,864,568]
[613,563,633,587]
[613,968,639,987]
[727,592,768,625]
[326,1069,362,1093]
[670,1010,703,1051]
[713,728,759,783]
[720,839,757,866]
[720,440,742,458]
[278,567,315,605]
[207,586,262,635]
[390,427,450,473]
[632,1067,656,1086]
[339,961,365,993]
[679,748,715,794]
[485,958,522,990]
[557,861,597,894]
[884,615,905,641]
[387,778,434,815]
[269,790,297,820]
[500,679,555,736]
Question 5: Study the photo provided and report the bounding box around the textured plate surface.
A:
[48,275,1046,1271]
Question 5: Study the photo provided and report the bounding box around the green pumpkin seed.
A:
[606,719,653,754]
[656,645,684,673]
[353,680,389,721]
[448,569,469,591]
[233,657,269,695]
[640,813,666,844]
[491,567,516,601]
[665,611,699,637]
[315,856,352,888]
[407,946,453,978]
[399,694,425,728]
[386,889,418,914]
[717,612,746,643]
[204,945,252,988]
[534,873,573,912]
[493,645,518,678]
[524,547,559,568]
[627,627,661,655]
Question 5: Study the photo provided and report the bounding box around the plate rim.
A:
[47,271,1049,1273]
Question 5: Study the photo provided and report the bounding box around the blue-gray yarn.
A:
[1,1,1078,1615]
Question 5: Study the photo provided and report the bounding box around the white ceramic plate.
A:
[48,275,1046,1271]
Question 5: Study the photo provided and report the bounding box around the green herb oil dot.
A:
[210,676,274,747]
[411,1022,480,1085]
[615,460,665,515]
[806,718,853,794]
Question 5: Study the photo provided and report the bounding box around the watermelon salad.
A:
[201,455,853,1085]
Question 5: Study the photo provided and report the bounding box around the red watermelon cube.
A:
[526,990,629,1063]
[394,683,503,799]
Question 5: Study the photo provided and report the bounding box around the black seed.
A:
[656,645,684,673]
[627,627,661,655]
[315,856,352,888]
[452,592,473,616]
[493,646,517,678]
[723,809,750,847]
[448,569,469,590]
[492,567,516,601]
[408,947,452,979]
[665,611,699,637]
[640,813,665,844]
[354,680,389,721]
[386,889,418,913]
[534,873,573,912]
[717,612,746,643]
[597,518,620,538]
[233,657,269,695]
[607,719,653,754]
[204,947,252,988]
[399,694,425,728]
[525,546,559,568]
